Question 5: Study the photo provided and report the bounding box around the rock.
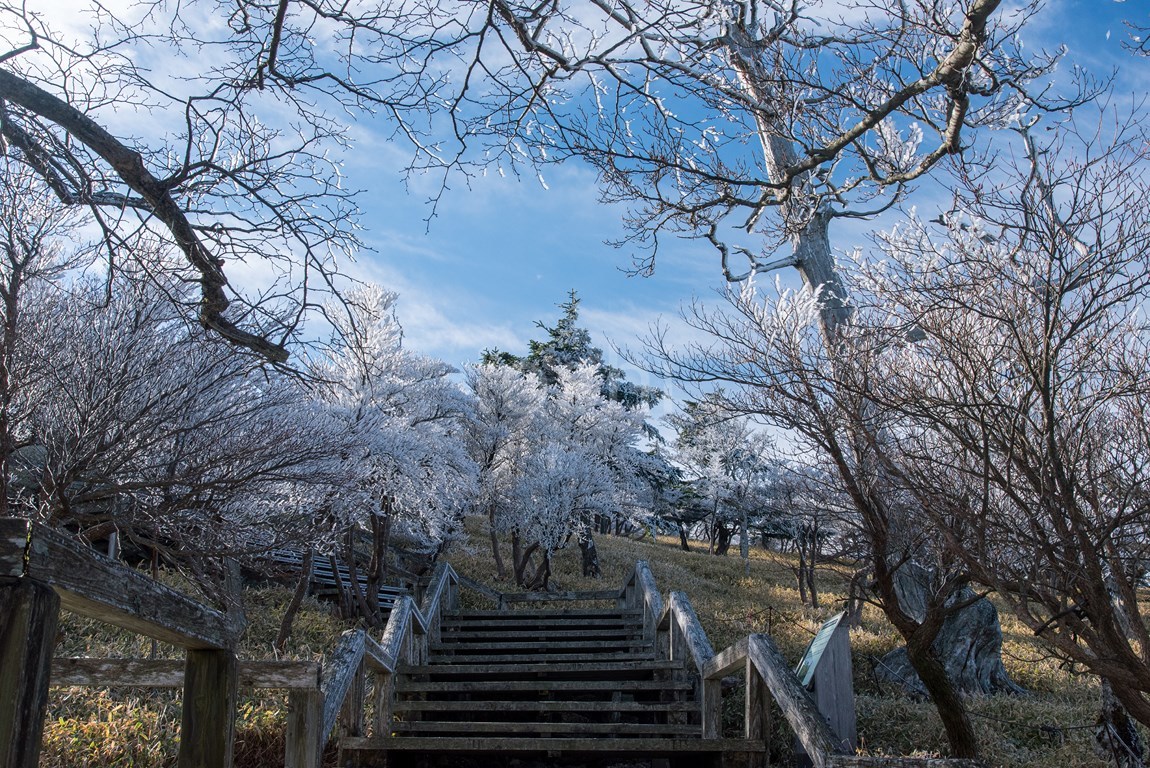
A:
[876,569,1024,697]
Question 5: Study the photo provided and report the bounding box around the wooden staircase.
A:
[341,599,765,767]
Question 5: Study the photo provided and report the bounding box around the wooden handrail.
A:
[319,630,366,748]
[703,634,844,764]
[656,590,715,676]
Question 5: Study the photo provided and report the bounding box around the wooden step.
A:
[342,736,767,753]
[396,679,692,694]
[438,628,644,641]
[432,639,647,652]
[445,609,642,620]
[441,616,642,630]
[401,660,681,676]
[393,699,697,714]
[424,651,658,664]
[390,720,700,737]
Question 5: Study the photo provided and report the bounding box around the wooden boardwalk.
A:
[0,518,982,768]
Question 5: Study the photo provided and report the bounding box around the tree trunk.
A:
[714,523,732,556]
[677,521,691,552]
[579,530,601,578]
[905,631,981,760]
[1097,679,1148,768]
[274,549,314,654]
[488,504,507,580]
[366,510,392,619]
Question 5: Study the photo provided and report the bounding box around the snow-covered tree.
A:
[666,402,774,573]
[314,284,477,619]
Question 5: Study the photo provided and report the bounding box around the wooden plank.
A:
[500,589,622,603]
[826,759,982,768]
[0,519,233,650]
[0,578,60,768]
[396,679,693,693]
[746,634,845,767]
[394,700,697,713]
[391,720,699,736]
[703,675,722,739]
[0,522,27,578]
[371,671,393,739]
[362,634,396,673]
[664,591,715,675]
[399,659,681,675]
[704,636,750,680]
[379,597,412,663]
[445,608,642,619]
[284,689,321,768]
[746,658,770,742]
[339,661,365,738]
[319,631,365,747]
[811,620,856,752]
[452,573,501,604]
[634,561,663,639]
[50,658,320,689]
[341,736,767,753]
[177,648,237,768]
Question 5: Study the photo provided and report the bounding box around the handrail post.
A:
[285,689,321,768]
[338,660,366,739]
[178,648,238,768]
[702,673,722,739]
[746,657,769,741]
[0,578,60,768]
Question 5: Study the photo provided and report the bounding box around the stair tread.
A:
[342,736,767,753]
[446,609,642,619]
[425,652,658,663]
[396,679,693,693]
[391,721,699,736]
[442,617,642,629]
[393,700,697,713]
[432,640,648,651]
[402,660,681,675]
[440,629,644,640]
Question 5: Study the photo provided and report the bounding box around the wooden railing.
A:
[317,561,463,756]
[1,517,245,768]
[625,559,980,768]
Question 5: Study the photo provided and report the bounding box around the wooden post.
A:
[178,648,238,768]
[372,671,394,737]
[702,675,722,739]
[339,662,366,738]
[746,657,771,747]
[794,614,856,755]
[0,578,60,768]
[285,689,322,768]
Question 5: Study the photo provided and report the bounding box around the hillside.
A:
[41,530,1113,767]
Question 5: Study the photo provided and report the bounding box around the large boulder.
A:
[876,569,1024,696]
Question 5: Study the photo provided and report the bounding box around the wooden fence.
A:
[0,517,984,768]
[621,561,981,768]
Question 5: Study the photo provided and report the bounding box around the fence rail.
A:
[0,522,986,768]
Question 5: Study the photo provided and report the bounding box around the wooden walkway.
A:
[0,517,982,768]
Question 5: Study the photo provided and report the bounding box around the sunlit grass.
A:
[41,523,1118,767]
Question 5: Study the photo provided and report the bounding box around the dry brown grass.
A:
[446,527,1115,767]
[38,527,1122,767]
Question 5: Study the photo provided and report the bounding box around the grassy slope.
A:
[446,529,1112,767]
[41,529,1113,767]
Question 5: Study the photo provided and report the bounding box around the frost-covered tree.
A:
[465,362,650,586]
[19,277,334,552]
[314,284,477,619]
[464,362,547,581]
[667,402,774,573]
[856,122,1150,731]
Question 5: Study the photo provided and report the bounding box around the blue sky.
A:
[333,0,1149,382]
